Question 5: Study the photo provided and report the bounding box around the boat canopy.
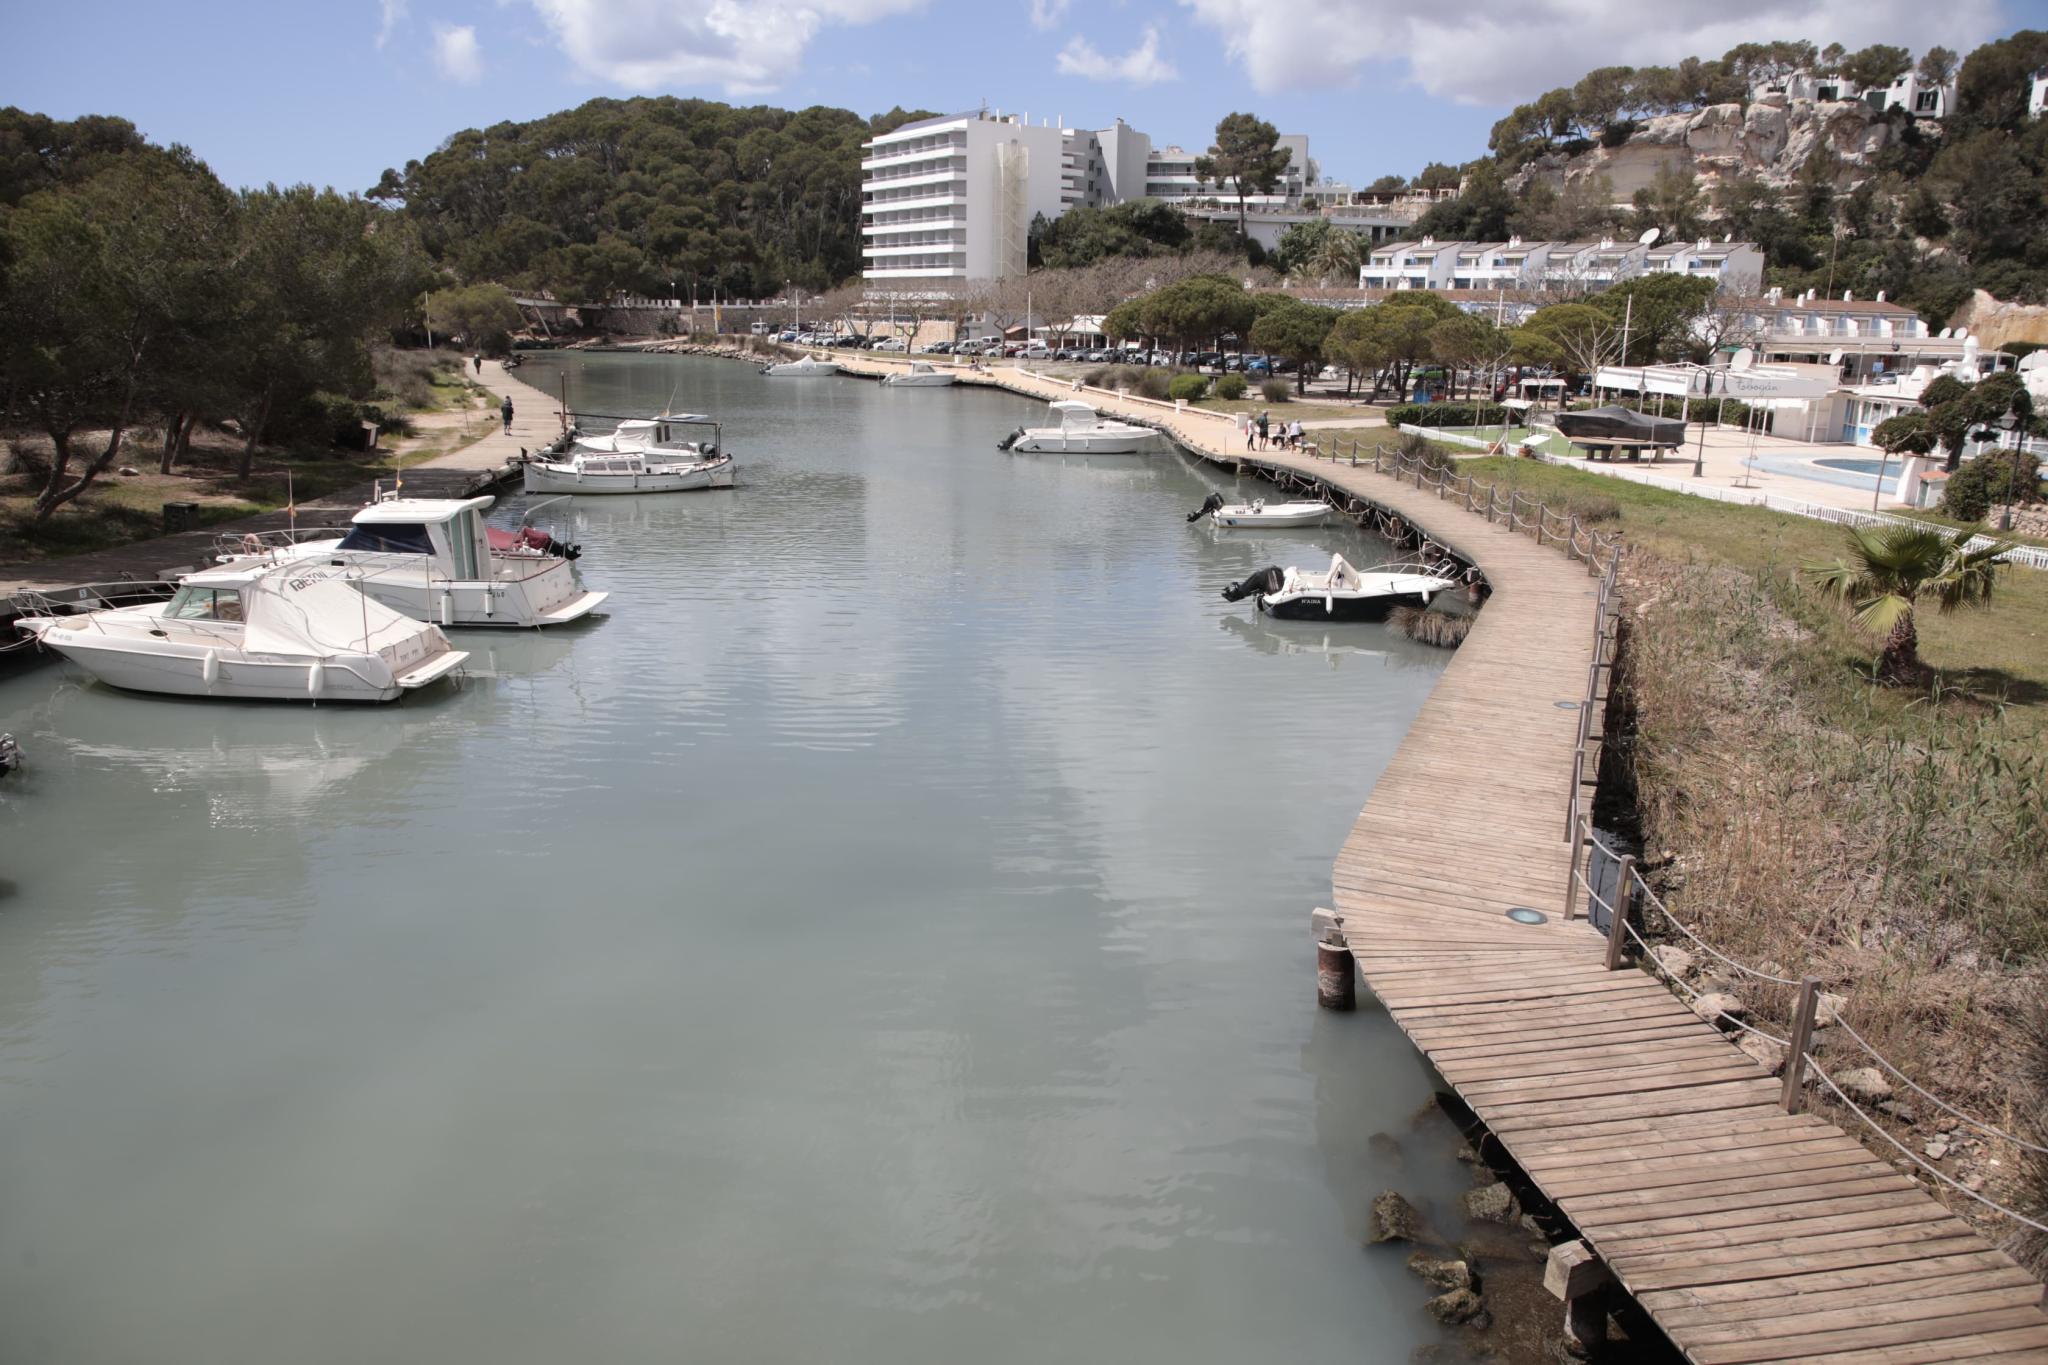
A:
[237,565,431,657]
[351,496,494,525]
[1049,400,1099,426]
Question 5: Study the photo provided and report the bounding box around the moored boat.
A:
[1187,493,1331,527]
[15,563,467,702]
[881,362,957,388]
[1221,554,1458,621]
[216,493,606,628]
[999,400,1157,454]
[761,354,840,377]
[531,414,734,494]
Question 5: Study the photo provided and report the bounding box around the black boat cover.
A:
[1554,406,1685,447]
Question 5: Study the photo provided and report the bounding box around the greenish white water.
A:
[0,353,1469,1364]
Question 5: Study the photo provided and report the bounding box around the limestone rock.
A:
[1650,945,1693,978]
[1691,992,1745,1027]
[1815,991,1848,1027]
[1369,1131,1402,1159]
[1462,1181,1517,1224]
[1408,1251,1473,1293]
[1426,1287,1488,1326]
[1371,1190,1422,1244]
[1924,1138,1951,1160]
[1836,1066,1893,1107]
[1737,1033,1786,1076]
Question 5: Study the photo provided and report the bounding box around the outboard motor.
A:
[996,427,1025,452]
[1221,566,1285,604]
[0,732,20,777]
[1187,492,1224,523]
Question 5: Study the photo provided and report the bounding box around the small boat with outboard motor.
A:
[881,362,958,388]
[761,353,840,377]
[999,400,1158,454]
[1187,493,1331,528]
[1221,553,1459,621]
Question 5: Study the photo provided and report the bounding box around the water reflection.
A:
[0,354,1455,1365]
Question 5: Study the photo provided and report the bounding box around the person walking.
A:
[500,394,514,434]
[473,354,483,376]
[1255,410,1270,450]
[1287,418,1305,450]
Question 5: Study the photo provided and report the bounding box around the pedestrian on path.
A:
[1255,410,1270,450]
[473,354,483,375]
[500,395,514,434]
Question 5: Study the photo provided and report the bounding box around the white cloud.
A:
[527,0,928,95]
[1178,0,2003,105]
[433,23,485,82]
[1056,24,1179,86]
[1029,0,1072,29]
[375,0,407,48]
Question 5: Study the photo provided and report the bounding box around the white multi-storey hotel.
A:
[861,111,1321,289]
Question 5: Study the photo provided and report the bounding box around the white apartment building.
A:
[862,112,1321,288]
[2030,67,2048,119]
[1752,67,1955,118]
[1358,237,1764,294]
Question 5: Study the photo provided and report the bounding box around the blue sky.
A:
[7,0,2031,194]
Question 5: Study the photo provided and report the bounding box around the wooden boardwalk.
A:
[829,356,2048,1363]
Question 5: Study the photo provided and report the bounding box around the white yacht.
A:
[529,414,734,493]
[1188,493,1331,528]
[999,400,1157,454]
[881,362,957,388]
[16,563,467,702]
[761,354,840,377]
[218,493,606,628]
[1221,554,1459,621]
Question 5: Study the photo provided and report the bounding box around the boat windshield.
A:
[335,522,433,554]
[163,586,245,621]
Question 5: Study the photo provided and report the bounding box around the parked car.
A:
[1245,357,1272,375]
[875,337,907,352]
[1194,352,1222,370]
[777,330,799,342]
[1220,354,1244,372]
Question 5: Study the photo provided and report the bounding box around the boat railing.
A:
[213,527,346,559]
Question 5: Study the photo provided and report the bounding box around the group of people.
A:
[1239,410,1308,452]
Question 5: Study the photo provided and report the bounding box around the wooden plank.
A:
[1689,1307,2048,1365]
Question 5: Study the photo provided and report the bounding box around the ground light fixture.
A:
[1506,907,1550,925]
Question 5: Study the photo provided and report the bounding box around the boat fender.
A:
[307,661,325,698]
[202,648,219,688]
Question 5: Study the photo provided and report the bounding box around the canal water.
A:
[0,355,1470,1364]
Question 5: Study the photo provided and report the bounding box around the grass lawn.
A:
[1457,455,2048,722]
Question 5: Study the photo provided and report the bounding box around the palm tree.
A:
[1307,230,1361,289]
[1804,526,2012,682]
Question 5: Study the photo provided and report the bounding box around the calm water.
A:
[0,355,1467,1364]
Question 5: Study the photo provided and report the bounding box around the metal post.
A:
[1563,811,1585,916]
[1605,855,1636,970]
[1782,976,1821,1112]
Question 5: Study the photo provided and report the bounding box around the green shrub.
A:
[1386,402,1510,428]
[1168,373,1211,401]
[1568,494,1622,524]
[1260,378,1291,403]
[1942,448,2044,523]
[1135,369,1173,400]
[1082,366,1109,387]
[1214,374,1248,401]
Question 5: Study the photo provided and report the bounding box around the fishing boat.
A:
[1187,493,1331,527]
[216,493,606,628]
[1221,554,1458,621]
[14,563,467,702]
[530,414,734,494]
[761,354,840,377]
[881,362,957,388]
[998,400,1157,454]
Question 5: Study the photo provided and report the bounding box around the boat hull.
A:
[882,374,957,387]
[762,361,840,376]
[34,631,464,703]
[1260,589,1439,622]
[1214,506,1330,528]
[523,460,735,495]
[1009,430,1153,454]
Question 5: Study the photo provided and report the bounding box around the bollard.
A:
[1545,1241,1612,1355]
[1313,908,1356,1011]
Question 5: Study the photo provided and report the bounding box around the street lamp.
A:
[1996,412,2019,531]
[1691,365,1709,478]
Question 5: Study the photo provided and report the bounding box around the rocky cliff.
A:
[1515,97,1894,203]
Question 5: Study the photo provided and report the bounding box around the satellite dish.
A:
[1940,327,1954,338]
[1827,350,1844,367]
[1638,228,1662,246]
[1731,347,1756,371]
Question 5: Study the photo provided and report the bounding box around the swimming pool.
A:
[1816,457,1895,477]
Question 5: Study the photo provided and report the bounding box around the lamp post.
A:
[1996,413,2019,531]
[1691,365,1709,478]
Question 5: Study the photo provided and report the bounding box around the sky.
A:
[7,0,2037,194]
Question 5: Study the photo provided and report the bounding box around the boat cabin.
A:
[1048,400,1103,429]
[334,496,495,579]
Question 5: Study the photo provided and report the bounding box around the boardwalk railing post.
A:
[1313,908,1356,1011]
[1782,976,1822,1111]
[1605,855,1636,970]
[1563,812,1586,918]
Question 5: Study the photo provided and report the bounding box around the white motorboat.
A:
[1221,554,1459,621]
[881,362,957,388]
[217,492,606,628]
[999,400,1158,454]
[15,563,467,702]
[531,414,734,494]
[761,354,840,377]
[1188,493,1331,528]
